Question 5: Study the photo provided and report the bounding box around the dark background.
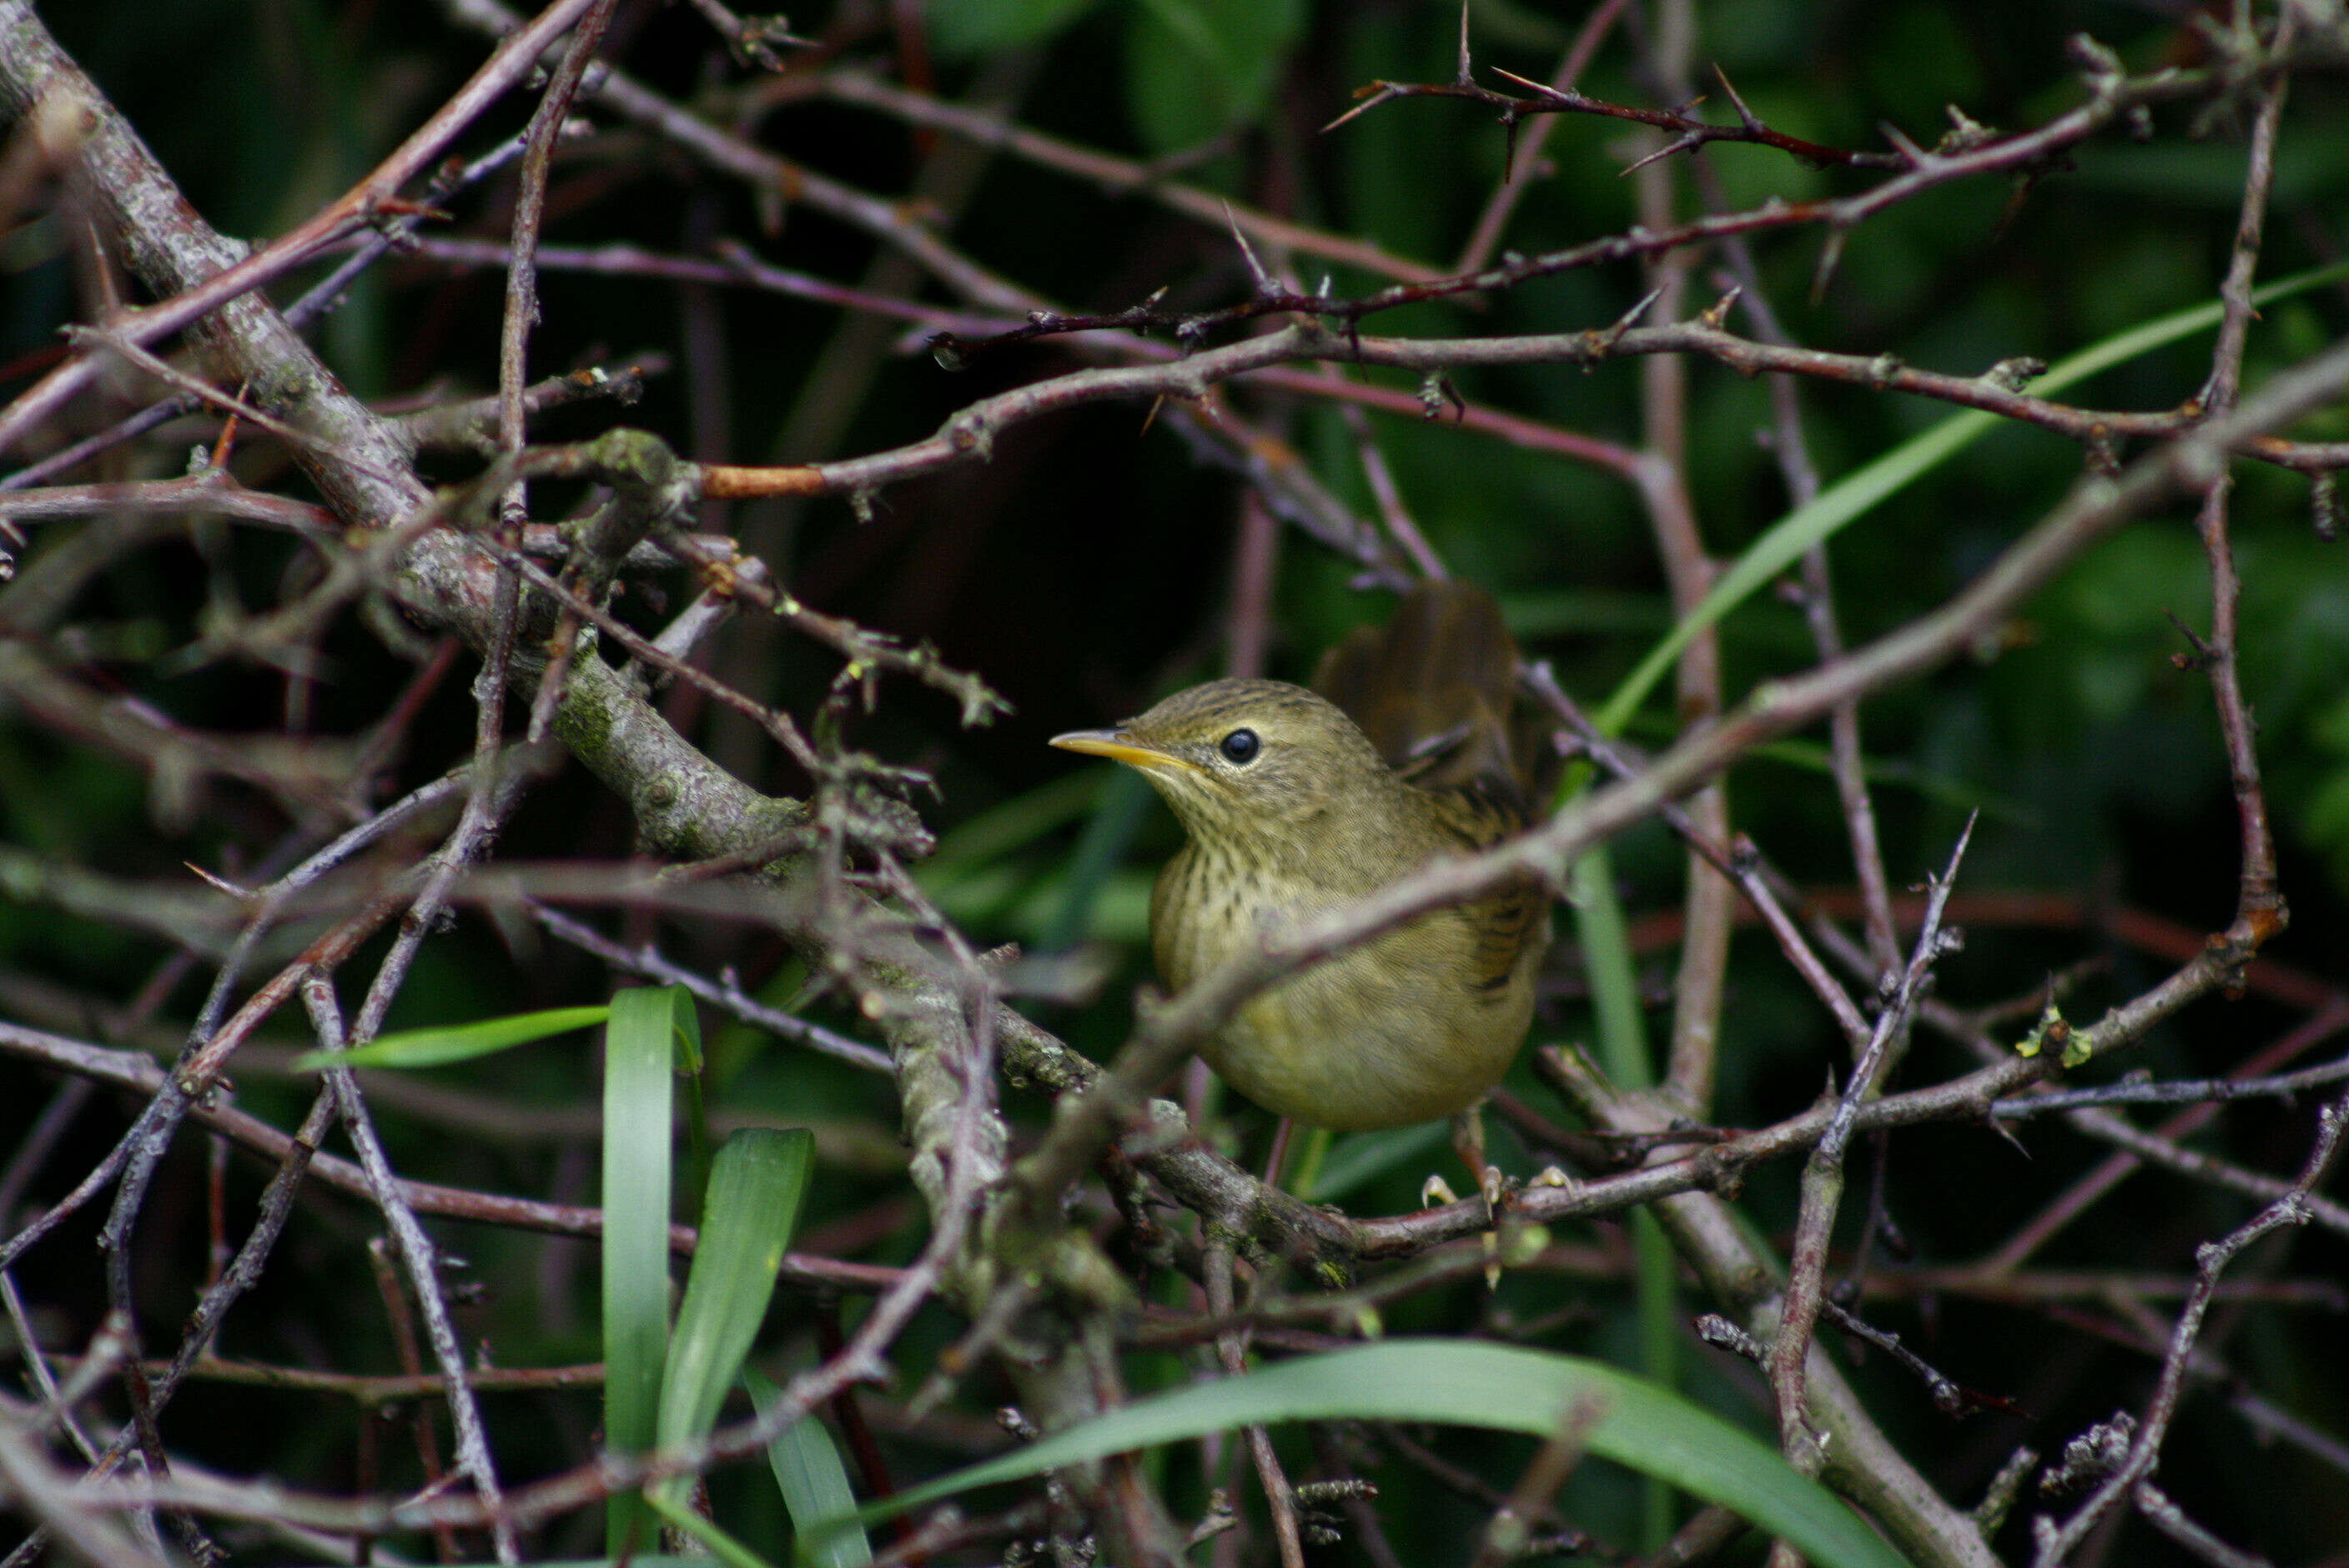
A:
[3,0,2346,1562]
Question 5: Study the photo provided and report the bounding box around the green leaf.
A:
[653,1128,815,1505]
[817,1340,1913,1568]
[747,1368,873,1568]
[1741,737,2026,819]
[925,0,1105,57]
[603,987,687,1555]
[288,1005,609,1071]
[1124,0,1305,154]
[1596,258,2349,738]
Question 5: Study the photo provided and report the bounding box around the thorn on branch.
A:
[2163,607,2218,671]
[1879,119,1932,170]
[1486,66,1577,108]
[1808,228,1849,305]
[2066,33,2129,95]
[1820,1299,2025,1420]
[1619,132,1700,178]
[1713,65,1763,132]
[1592,285,1664,354]
[1322,82,1402,135]
[1224,202,1277,295]
[1939,103,1997,153]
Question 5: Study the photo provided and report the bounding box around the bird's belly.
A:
[1172,904,1533,1132]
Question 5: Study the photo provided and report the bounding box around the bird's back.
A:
[1311,580,1559,812]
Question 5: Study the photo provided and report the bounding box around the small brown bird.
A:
[1050,584,1552,1135]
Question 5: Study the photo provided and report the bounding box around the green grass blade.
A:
[747,1367,873,1567]
[603,986,687,1555]
[1567,846,1677,1548]
[1042,765,1155,951]
[450,1559,711,1566]
[288,1005,609,1071]
[653,1128,814,1505]
[817,1339,1911,1568]
[921,767,1105,876]
[645,1489,779,1568]
[1596,258,2349,738]
[1292,1121,1447,1203]
[1573,847,1649,1097]
[673,997,715,1223]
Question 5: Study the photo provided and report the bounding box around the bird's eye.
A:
[1219,728,1261,766]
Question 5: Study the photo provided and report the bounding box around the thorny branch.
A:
[1,1,2346,1565]
[2028,1098,2346,1567]
[1771,816,1976,1470]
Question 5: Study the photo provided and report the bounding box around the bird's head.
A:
[1049,678,1396,843]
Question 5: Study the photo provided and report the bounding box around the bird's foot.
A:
[1421,1169,1507,1289]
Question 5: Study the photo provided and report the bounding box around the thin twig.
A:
[1770,815,1975,1467]
[304,974,516,1563]
[2030,1096,2346,1565]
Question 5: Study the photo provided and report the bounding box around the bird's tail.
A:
[1310,580,1557,814]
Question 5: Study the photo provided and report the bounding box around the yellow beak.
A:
[1048,728,1204,775]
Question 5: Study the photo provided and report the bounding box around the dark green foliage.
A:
[1,1,2345,1564]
